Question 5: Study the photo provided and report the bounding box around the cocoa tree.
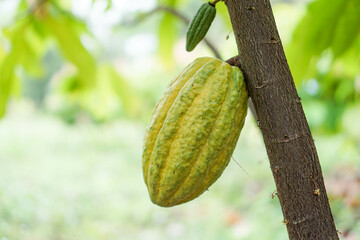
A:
[225,0,339,239]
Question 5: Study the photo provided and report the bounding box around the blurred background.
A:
[0,0,359,239]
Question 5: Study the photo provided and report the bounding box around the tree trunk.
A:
[224,0,339,239]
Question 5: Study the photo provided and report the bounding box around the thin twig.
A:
[210,0,222,6]
[3,0,49,28]
[157,6,189,24]
[128,5,222,60]
[30,0,49,14]
[232,156,249,175]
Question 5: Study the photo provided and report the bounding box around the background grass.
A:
[0,102,359,239]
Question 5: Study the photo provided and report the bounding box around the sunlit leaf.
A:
[79,65,121,120]
[0,10,55,116]
[43,14,96,89]
[50,2,90,34]
[52,0,72,10]
[338,36,360,76]
[84,64,140,120]
[158,13,177,69]
[217,2,232,31]
[286,0,351,82]
[286,0,360,133]
[105,65,141,117]
[0,24,25,117]
[17,20,47,77]
[0,55,17,118]
[158,0,177,7]
[52,63,140,121]
[331,0,360,57]
[17,0,29,12]
[0,45,5,62]
[18,40,44,77]
[106,0,112,11]
[334,78,354,103]
[30,16,50,39]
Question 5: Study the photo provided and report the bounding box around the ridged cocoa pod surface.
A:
[143,57,248,207]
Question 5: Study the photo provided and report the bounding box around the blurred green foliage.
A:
[0,108,359,239]
[0,0,144,121]
[287,0,360,133]
[0,0,358,130]
[0,0,359,239]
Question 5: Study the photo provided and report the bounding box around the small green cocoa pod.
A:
[186,3,216,52]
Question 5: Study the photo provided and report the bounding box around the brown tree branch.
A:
[225,0,339,239]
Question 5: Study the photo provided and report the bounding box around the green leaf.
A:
[80,65,123,120]
[106,0,112,11]
[17,20,47,77]
[52,0,72,10]
[217,2,232,31]
[158,13,177,69]
[331,0,360,57]
[0,55,17,118]
[105,65,140,117]
[0,24,26,117]
[0,45,5,62]
[157,0,177,7]
[43,14,96,89]
[54,64,139,121]
[338,36,360,76]
[16,0,29,13]
[30,16,51,39]
[50,2,90,34]
[0,12,53,117]
[18,40,44,77]
[286,0,350,82]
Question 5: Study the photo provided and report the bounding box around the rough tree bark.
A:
[224,0,339,239]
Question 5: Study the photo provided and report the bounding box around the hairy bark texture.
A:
[225,0,339,239]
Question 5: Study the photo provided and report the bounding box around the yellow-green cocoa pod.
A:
[186,3,216,52]
[142,57,248,207]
